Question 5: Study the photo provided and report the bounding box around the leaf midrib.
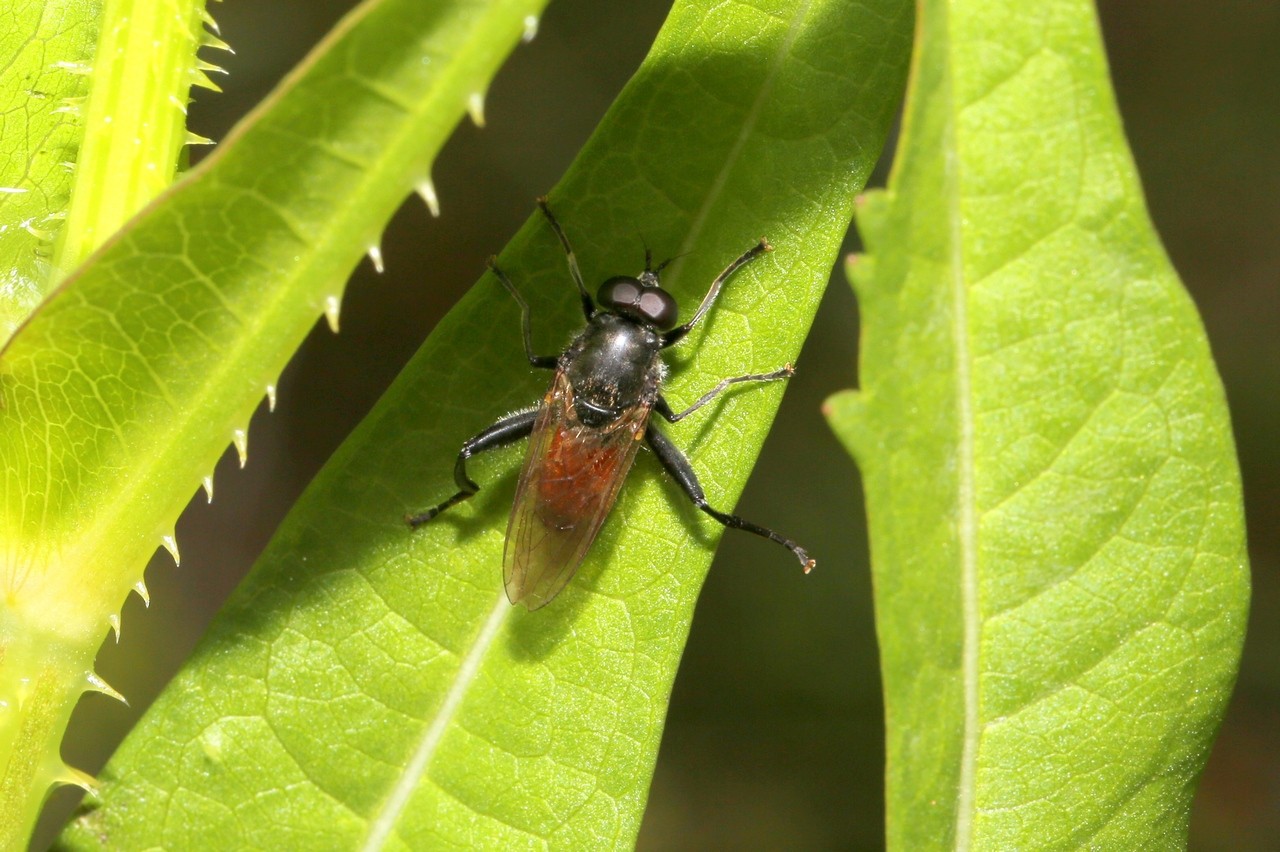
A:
[941,15,981,852]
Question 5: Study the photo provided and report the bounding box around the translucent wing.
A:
[504,370,649,609]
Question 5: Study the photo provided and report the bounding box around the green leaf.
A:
[825,0,1250,847]
[0,0,101,341]
[0,0,547,845]
[60,0,912,846]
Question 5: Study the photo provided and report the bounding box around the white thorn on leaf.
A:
[202,475,214,503]
[134,579,150,607]
[169,94,189,115]
[522,14,539,42]
[266,384,277,412]
[324,295,341,333]
[84,672,128,705]
[161,533,180,566]
[55,765,99,796]
[201,34,234,54]
[53,60,93,75]
[184,130,214,146]
[108,613,121,642]
[196,59,228,75]
[199,8,220,34]
[233,429,248,468]
[367,244,385,274]
[416,179,440,217]
[0,187,27,195]
[190,69,222,93]
[467,92,486,127]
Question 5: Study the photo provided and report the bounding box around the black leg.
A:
[645,424,815,571]
[537,197,595,321]
[662,238,772,348]
[655,364,794,423]
[406,409,539,526]
[487,257,559,370]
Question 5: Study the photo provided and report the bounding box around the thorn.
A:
[22,221,54,240]
[467,92,486,127]
[53,97,84,116]
[53,60,93,75]
[202,475,214,503]
[232,429,248,468]
[0,187,27,195]
[196,59,228,75]
[184,130,215,146]
[169,94,189,115]
[522,15,539,42]
[201,33,234,54]
[190,69,222,93]
[161,533,180,566]
[133,579,150,607]
[84,672,128,705]
[199,8,220,34]
[54,765,99,796]
[367,244,384,274]
[266,384,277,412]
[108,614,121,643]
[416,180,440,217]
[324,295,341,333]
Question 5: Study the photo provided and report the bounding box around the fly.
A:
[407,199,815,610]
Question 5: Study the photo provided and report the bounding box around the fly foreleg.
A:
[406,409,539,526]
[645,424,815,571]
[654,364,794,423]
[487,257,559,370]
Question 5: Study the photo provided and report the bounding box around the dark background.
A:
[39,1,1278,848]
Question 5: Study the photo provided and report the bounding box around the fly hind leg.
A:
[406,409,539,526]
[645,424,815,571]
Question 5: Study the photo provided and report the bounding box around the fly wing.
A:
[504,370,649,610]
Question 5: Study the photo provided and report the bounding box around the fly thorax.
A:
[563,314,663,425]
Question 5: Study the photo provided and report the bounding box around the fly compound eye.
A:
[637,288,678,328]
[597,276,642,312]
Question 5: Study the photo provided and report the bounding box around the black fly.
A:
[408,199,815,609]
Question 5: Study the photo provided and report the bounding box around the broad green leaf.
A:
[825,0,1250,848]
[0,0,101,341]
[61,0,912,847]
[0,0,547,844]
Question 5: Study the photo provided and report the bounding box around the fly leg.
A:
[487,257,559,369]
[406,409,539,526]
[662,238,772,347]
[654,365,794,422]
[645,424,815,571]
[536,196,595,320]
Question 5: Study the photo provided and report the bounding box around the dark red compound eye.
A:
[597,276,679,329]
[637,288,677,328]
